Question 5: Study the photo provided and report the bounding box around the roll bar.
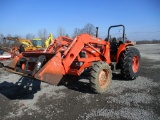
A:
[107,24,125,42]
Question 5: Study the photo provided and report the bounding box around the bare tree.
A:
[72,23,96,38]
[26,33,35,39]
[72,28,81,38]
[0,34,13,47]
[38,28,48,45]
[5,34,12,47]
[38,29,48,38]
[57,27,66,37]
[13,35,21,39]
[0,34,4,45]
[82,23,96,35]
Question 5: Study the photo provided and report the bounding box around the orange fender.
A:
[116,43,134,62]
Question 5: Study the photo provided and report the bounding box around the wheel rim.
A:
[22,63,25,70]
[132,56,139,73]
[98,69,109,89]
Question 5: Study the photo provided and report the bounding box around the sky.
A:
[0,0,160,40]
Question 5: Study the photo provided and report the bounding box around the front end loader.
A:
[3,25,140,93]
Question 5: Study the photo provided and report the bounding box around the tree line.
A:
[136,40,160,44]
[0,23,97,47]
[0,23,160,47]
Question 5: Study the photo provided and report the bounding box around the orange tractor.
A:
[2,25,140,93]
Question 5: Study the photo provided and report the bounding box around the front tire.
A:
[120,47,140,80]
[88,61,112,94]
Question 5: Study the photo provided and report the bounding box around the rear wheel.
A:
[88,61,112,94]
[120,47,140,80]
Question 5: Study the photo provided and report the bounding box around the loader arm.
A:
[43,36,73,53]
[61,34,111,75]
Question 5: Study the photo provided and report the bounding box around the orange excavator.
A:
[2,25,140,93]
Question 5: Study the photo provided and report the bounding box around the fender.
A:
[116,43,134,62]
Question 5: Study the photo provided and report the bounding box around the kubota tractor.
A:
[3,25,140,93]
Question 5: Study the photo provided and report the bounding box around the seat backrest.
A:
[110,41,118,50]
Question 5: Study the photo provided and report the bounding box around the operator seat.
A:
[110,37,118,55]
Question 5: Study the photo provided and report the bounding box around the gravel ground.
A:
[0,44,160,120]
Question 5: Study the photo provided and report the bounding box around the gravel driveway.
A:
[0,44,160,120]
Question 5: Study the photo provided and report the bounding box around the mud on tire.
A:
[120,47,140,80]
[88,61,112,94]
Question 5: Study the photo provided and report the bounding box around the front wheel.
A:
[120,47,140,80]
[88,61,112,94]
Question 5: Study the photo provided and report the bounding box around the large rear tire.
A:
[120,47,140,80]
[88,61,112,94]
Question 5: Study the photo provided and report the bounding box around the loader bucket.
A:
[34,52,65,85]
[5,54,23,69]
[4,52,65,85]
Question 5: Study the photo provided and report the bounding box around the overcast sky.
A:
[0,0,160,40]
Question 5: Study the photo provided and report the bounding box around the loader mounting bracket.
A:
[15,55,46,76]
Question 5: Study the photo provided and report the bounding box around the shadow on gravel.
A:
[112,73,126,81]
[59,75,95,94]
[0,76,41,100]
[59,73,126,94]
